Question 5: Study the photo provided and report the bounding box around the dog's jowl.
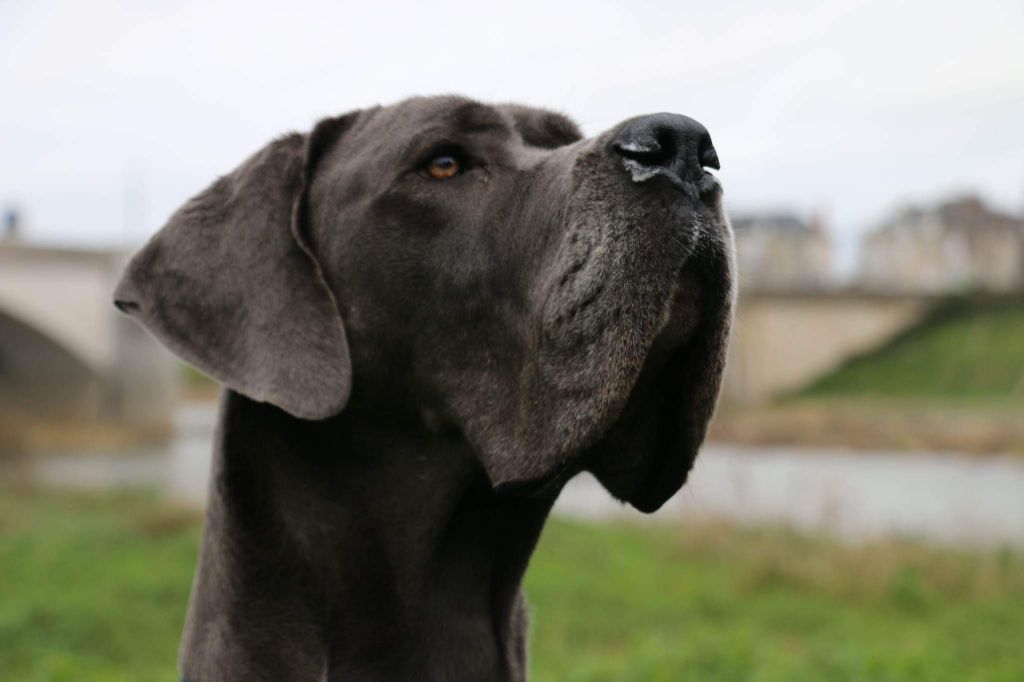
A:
[115,96,735,682]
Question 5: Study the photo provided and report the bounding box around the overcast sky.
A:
[2,0,1022,270]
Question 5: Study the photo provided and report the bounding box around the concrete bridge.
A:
[722,288,935,402]
[1,239,943,427]
[0,241,175,426]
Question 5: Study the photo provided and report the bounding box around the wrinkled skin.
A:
[114,96,734,681]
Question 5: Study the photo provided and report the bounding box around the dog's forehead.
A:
[360,96,510,137]
[358,96,582,149]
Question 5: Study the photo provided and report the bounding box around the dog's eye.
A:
[423,154,461,180]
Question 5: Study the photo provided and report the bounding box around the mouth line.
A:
[611,267,709,511]
[652,264,705,342]
[583,311,700,513]
[630,345,699,512]
[637,244,734,510]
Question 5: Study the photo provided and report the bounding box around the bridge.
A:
[1,239,944,430]
[0,241,176,427]
[722,288,934,402]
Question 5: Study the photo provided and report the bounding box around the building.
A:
[859,195,1024,293]
[730,211,832,290]
[2,207,22,242]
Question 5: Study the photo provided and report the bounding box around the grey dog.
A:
[114,96,735,682]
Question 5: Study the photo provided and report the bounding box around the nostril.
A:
[698,132,720,171]
[615,145,669,168]
[612,129,678,169]
[114,299,139,314]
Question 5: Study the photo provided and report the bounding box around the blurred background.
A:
[1,0,1022,680]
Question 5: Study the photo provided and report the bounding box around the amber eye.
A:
[424,154,460,180]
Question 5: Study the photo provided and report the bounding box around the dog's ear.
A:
[113,113,360,420]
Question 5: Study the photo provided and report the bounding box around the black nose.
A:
[611,113,719,184]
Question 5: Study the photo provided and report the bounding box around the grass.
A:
[1,489,1022,681]
[0,490,197,681]
[802,297,1024,400]
[529,520,1024,681]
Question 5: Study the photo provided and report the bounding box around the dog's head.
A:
[115,96,734,512]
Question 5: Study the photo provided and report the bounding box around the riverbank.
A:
[6,394,1022,459]
[1,487,1020,681]
[6,402,1024,549]
[0,412,172,457]
[710,398,1024,456]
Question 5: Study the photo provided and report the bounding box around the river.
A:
[9,403,1024,549]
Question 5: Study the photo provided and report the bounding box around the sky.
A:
[1,0,1022,273]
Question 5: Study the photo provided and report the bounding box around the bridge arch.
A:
[0,243,119,375]
[0,306,103,418]
[0,242,178,427]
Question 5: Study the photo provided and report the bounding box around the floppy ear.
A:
[113,114,359,420]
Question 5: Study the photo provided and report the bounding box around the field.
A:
[1,488,1022,681]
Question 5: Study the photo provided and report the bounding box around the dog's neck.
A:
[179,392,557,682]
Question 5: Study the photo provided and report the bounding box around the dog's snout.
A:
[611,113,720,185]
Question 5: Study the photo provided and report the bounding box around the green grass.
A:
[802,298,1024,401]
[0,490,197,682]
[1,489,1023,681]
[528,520,1024,681]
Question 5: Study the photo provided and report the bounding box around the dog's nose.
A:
[611,113,720,184]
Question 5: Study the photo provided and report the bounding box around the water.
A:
[559,447,1024,549]
[4,403,216,501]
[9,403,1024,549]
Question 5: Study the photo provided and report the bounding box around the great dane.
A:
[114,96,735,681]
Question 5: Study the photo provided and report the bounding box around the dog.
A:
[114,96,735,682]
